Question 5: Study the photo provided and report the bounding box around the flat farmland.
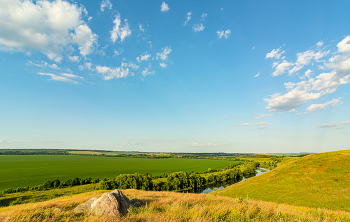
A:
[0,155,239,191]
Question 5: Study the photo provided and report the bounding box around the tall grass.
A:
[1,189,349,221]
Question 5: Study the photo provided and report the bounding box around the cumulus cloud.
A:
[156,46,172,61]
[317,41,324,47]
[142,64,154,77]
[113,49,123,57]
[37,72,82,83]
[193,23,205,32]
[190,142,227,147]
[0,0,97,61]
[254,114,272,119]
[110,14,131,43]
[254,72,260,77]
[217,29,231,39]
[289,50,328,75]
[266,47,285,59]
[160,2,169,12]
[264,36,350,112]
[100,0,112,12]
[319,120,350,128]
[68,56,80,63]
[139,23,145,32]
[184,11,192,26]
[137,53,151,63]
[95,64,130,80]
[159,63,167,68]
[201,13,207,21]
[306,98,342,112]
[272,60,294,76]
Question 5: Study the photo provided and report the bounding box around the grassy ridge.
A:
[215,150,350,212]
[1,189,350,221]
[0,155,239,191]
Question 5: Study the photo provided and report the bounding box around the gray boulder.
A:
[73,189,144,217]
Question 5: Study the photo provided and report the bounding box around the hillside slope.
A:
[215,150,350,212]
[1,189,350,221]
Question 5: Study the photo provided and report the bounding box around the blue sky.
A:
[0,0,349,153]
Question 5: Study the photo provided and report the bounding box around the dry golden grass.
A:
[1,189,350,221]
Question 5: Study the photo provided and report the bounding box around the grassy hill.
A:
[1,189,350,221]
[215,150,350,212]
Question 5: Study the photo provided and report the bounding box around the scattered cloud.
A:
[139,23,145,32]
[68,56,80,63]
[239,123,252,126]
[110,14,132,43]
[266,46,285,59]
[193,23,205,32]
[306,98,342,112]
[272,60,294,76]
[27,60,60,69]
[201,13,207,21]
[0,0,97,61]
[184,11,192,26]
[156,46,172,60]
[142,64,154,77]
[255,122,272,125]
[254,114,272,119]
[137,53,151,63]
[61,73,83,79]
[189,142,227,147]
[289,50,329,75]
[37,72,81,83]
[160,2,169,12]
[254,72,260,78]
[317,41,324,47]
[159,63,167,68]
[0,140,2,143]
[319,120,350,128]
[95,64,130,80]
[264,36,350,112]
[100,0,112,12]
[288,109,297,113]
[113,49,124,57]
[217,29,231,39]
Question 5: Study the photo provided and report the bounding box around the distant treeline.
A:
[0,149,70,155]
[0,162,259,196]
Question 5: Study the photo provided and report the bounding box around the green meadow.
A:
[0,155,239,191]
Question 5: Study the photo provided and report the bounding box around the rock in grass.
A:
[73,189,144,217]
[73,197,98,214]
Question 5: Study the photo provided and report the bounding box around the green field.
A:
[215,150,350,212]
[0,155,239,191]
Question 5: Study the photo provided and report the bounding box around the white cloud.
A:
[266,47,285,59]
[240,123,252,126]
[190,142,227,147]
[142,64,154,77]
[306,98,342,112]
[201,13,207,21]
[337,36,350,54]
[123,62,139,70]
[137,53,151,63]
[159,63,167,68]
[217,29,231,39]
[160,2,169,12]
[68,56,80,63]
[85,62,92,70]
[0,0,97,61]
[100,0,112,12]
[193,23,205,32]
[254,114,272,119]
[37,72,80,83]
[319,120,350,128]
[272,60,294,76]
[288,109,297,113]
[254,72,260,77]
[184,11,192,26]
[255,122,272,125]
[110,14,132,43]
[27,60,60,69]
[317,41,324,47]
[113,49,123,57]
[139,23,145,32]
[264,37,350,112]
[156,46,172,61]
[61,73,83,79]
[95,64,130,80]
[289,50,328,75]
